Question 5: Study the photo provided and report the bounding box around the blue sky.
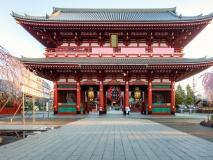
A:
[1,0,213,93]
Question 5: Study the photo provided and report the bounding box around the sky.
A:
[1,0,213,95]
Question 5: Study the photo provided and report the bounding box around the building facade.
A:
[13,7,213,115]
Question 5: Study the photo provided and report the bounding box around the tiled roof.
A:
[18,57,213,65]
[12,7,213,22]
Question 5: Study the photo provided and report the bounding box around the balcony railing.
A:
[44,47,183,58]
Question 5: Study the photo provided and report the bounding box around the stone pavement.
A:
[0,115,213,160]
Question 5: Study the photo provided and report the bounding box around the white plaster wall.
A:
[160,43,168,47]
[129,78,147,83]
[61,43,68,46]
[69,43,77,46]
[81,78,99,82]
[102,43,110,47]
[152,79,161,82]
[139,43,147,47]
[68,79,76,82]
[152,43,159,47]
[128,43,137,46]
[162,79,171,82]
[58,79,66,82]
[81,43,89,46]
[91,43,100,46]
[118,43,125,47]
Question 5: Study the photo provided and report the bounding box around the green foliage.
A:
[175,84,185,108]
[176,84,186,100]
[175,84,195,106]
[186,84,195,104]
[175,93,184,108]
[186,94,193,105]
[25,101,32,108]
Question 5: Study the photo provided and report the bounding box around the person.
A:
[125,106,130,116]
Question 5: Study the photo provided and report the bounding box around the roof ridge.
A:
[52,7,177,13]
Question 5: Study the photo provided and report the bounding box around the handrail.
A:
[45,47,182,53]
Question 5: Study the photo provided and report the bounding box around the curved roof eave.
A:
[11,10,213,23]
[12,17,213,24]
[17,57,213,66]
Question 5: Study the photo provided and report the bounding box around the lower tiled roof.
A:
[18,57,213,65]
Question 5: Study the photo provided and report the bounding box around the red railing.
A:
[44,47,184,58]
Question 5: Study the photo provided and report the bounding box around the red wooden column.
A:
[124,80,129,114]
[76,81,81,114]
[103,89,107,114]
[53,82,58,114]
[83,90,86,114]
[99,81,104,114]
[148,81,152,115]
[171,80,175,115]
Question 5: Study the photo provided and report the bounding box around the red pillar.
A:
[103,89,106,114]
[124,81,129,113]
[99,81,104,114]
[148,81,152,115]
[171,81,175,115]
[144,91,148,114]
[53,82,58,114]
[83,91,86,114]
[76,81,81,114]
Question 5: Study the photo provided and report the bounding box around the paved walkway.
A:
[0,115,213,160]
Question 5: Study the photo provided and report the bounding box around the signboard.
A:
[110,33,118,47]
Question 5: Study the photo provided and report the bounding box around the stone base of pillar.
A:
[148,111,152,115]
[54,111,58,114]
[99,111,104,115]
[76,111,81,114]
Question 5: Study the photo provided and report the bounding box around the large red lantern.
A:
[107,86,121,103]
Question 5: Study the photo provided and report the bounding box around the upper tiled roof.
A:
[12,7,213,22]
[18,57,213,65]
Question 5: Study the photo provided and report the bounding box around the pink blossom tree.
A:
[0,46,24,112]
[200,68,213,105]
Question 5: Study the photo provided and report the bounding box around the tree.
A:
[186,94,193,105]
[186,84,194,105]
[175,92,184,108]
[0,46,23,112]
[200,68,213,104]
[175,84,185,107]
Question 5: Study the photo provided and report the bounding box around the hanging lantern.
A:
[131,87,142,101]
[86,87,97,102]
[107,86,121,104]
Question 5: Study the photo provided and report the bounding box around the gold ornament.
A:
[133,87,141,101]
[87,87,97,101]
